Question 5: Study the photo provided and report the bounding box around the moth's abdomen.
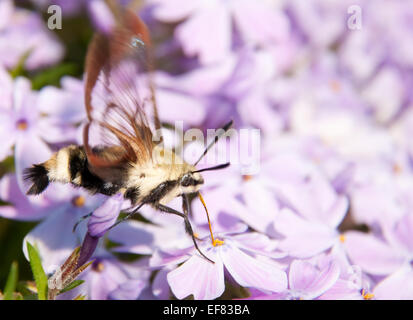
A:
[24,164,50,195]
[24,145,122,196]
[24,145,84,195]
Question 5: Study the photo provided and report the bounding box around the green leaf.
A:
[58,280,85,295]
[3,261,18,300]
[9,49,32,79]
[31,63,79,90]
[26,242,48,300]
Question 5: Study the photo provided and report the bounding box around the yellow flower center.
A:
[330,79,341,92]
[361,289,374,300]
[212,238,224,247]
[339,234,346,243]
[242,175,253,182]
[72,195,86,207]
[16,119,28,131]
[92,261,105,272]
[393,163,402,175]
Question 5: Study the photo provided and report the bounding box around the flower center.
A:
[339,234,346,243]
[92,260,105,272]
[242,175,253,182]
[329,79,341,92]
[72,195,86,207]
[212,238,224,247]
[361,289,374,300]
[16,119,28,131]
[393,163,403,175]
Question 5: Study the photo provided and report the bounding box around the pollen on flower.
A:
[339,234,346,243]
[72,195,86,207]
[329,79,341,92]
[212,238,224,247]
[393,163,403,175]
[361,289,374,300]
[16,119,28,131]
[242,175,253,182]
[92,261,105,272]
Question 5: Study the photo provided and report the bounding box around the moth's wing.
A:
[83,10,162,174]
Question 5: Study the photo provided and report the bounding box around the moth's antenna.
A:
[193,120,233,166]
[192,162,230,173]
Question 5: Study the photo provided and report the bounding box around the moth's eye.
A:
[181,174,192,187]
[131,36,145,48]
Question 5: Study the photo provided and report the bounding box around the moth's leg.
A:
[182,193,190,216]
[182,194,202,241]
[156,203,214,264]
[107,203,145,231]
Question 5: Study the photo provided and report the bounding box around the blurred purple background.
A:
[1,0,413,300]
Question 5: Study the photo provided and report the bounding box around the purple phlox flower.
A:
[150,225,287,300]
[246,253,365,300]
[151,0,290,65]
[0,0,64,70]
[37,76,86,125]
[339,1,413,82]
[316,248,373,300]
[361,66,406,124]
[56,251,151,300]
[273,207,347,259]
[152,72,207,126]
[155,56,237,97]
[0,72,80,193]
[299,53,369,115]
[289,101,394,162]
[0,173,83,221]
[87,0,116,34]
[155,48,288,135]
[339,26,384,83]
[391,108,413,158]
[269,153,349,258]
[287,0,353,49]
[87,193,126,238]
[270,152,349,226]
[343,213,413,299]
[75,192,130,265]
[349,150,413,227]
[265,133,355,194]
[277,257,341,300]
[21,186,106,274]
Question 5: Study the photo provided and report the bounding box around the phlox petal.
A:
[23,210,81,275]
[151,0,200,22]
[109,279,147,300]
[274,208,337,258]
[88,193,123,237]
[343,231,406,275]
[155,88,206,125]
[232,0,290,45]
[167,252,225,300]
[221,244,287,293]
[175,4,231,65]
[373,265,413,300]
[318,279,363,300]
[0,173,51,220]
[289,259,340,299]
